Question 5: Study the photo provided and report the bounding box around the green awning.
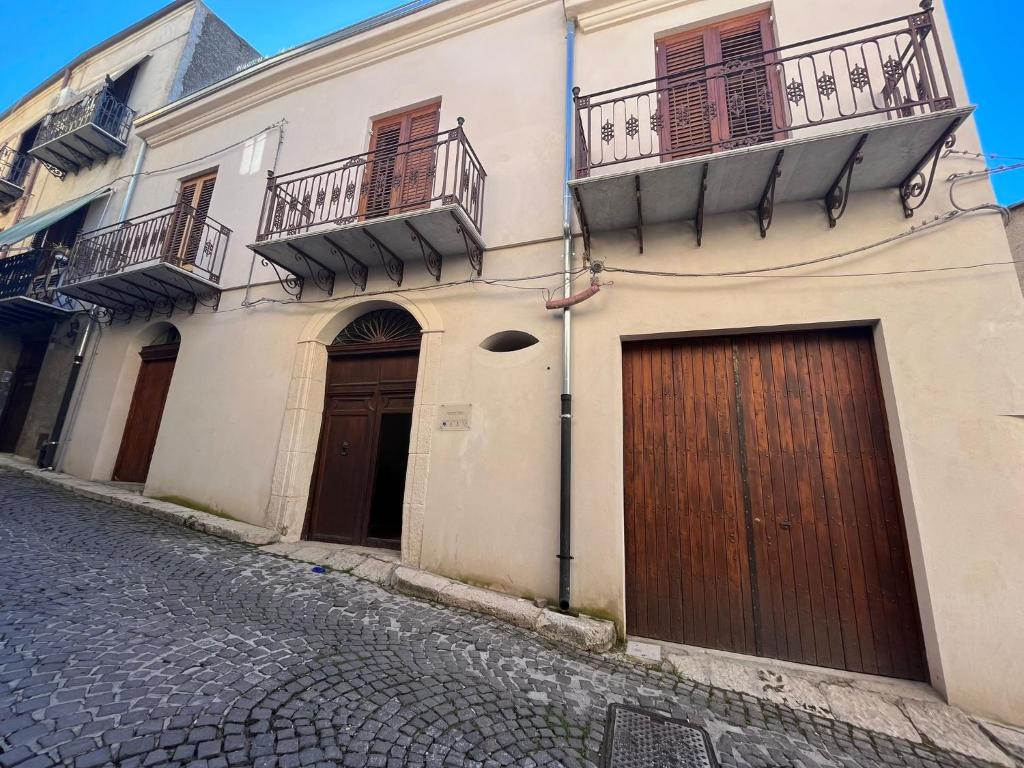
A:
[0,187,110,247]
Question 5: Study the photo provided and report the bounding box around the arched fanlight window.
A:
[332,308,421,346]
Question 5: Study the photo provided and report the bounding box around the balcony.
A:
[28,84,135,175]
[59,204,229,323]
[0,247,76,325]
[250,120,486,297]
[570,3,972,250]
[0,146,34,209]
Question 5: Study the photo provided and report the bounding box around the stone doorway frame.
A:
[265,296,443,567]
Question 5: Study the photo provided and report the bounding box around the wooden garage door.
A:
[622,328,927,680]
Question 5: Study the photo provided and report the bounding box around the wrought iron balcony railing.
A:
[0,247,69,304]
[573,4,955,177]
[256,121,486,242]
[34,84,135,150]
[65,203,230,286]
[0,146,33,188]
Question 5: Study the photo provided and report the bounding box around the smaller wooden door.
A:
[0,339,48,453]
[112,343,178,483]
[361,103,441,220]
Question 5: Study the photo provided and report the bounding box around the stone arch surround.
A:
[265,295,443,567]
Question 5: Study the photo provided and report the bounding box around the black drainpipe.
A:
[38,314,93,469]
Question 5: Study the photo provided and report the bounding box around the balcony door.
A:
[164,170,217,269]
[361,102,440,220]
[656,10,783,158]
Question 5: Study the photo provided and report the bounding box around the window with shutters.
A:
[656,11,780,159]
[361,102,441,220]
[165,170,217,268]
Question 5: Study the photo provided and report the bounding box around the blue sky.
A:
[3,1,1022,203]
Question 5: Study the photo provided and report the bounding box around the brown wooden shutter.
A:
[183,175,216,266]
[398,107,441,212]
[363,119,403,219]
[164,170,216,267]
[657,31,715,158]
[717,14,778,145]
[362,102,441,220]
[656,10,778,158]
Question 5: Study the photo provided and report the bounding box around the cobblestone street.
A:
[0,470,1005,768]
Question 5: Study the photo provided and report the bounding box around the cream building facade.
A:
[13,0,1023,727]
[0,0,257,459]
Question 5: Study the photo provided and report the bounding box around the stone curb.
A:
[0,456,280,546]
[259,544,617,654]
[391,566,617,653]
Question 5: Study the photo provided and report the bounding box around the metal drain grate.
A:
[599,704,717,768]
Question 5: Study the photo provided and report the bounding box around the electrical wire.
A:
[24,121,286,217]
[945,149,1024,163]
[231,267,590,313]
[601,208,972,280]
[604,259,1024,280]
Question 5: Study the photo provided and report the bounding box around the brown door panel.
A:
[112,346,178,483]
[308,410,376,544]
[622,330,927,680]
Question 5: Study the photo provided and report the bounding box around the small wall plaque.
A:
[438,404,472,431]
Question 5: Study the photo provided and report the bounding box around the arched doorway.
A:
[305,308,421,549]
[112,325,180,483]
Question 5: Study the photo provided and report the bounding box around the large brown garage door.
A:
[622,328,927,680]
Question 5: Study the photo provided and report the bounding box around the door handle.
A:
[340,441,350,456]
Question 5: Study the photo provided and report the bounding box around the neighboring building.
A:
[11,0,1024,727]
[1006,200,1024,294]
[0,0,258,461]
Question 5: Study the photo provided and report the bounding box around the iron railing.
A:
[256,121,486,242]
[34,84,135,149]
[0,145,33,188]
[65,203,230,286]
[574,5,955,176]
[0,247,70,303]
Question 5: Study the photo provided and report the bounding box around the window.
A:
[5,122,41,186]
[165,170,217,268]
[361,102,441,220]
[656,10,780,158]
[107,63,142,106]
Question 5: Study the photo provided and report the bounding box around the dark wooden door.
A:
[623,328,927,680]
[112,343,178,483]
[0,339,48,453]
[307,346,418,547]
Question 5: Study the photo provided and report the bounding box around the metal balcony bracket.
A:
[54,143,93,173]
[571,187,592,259]
[323,235,368,292]
[450,212,484,276]
[825,134,869,228]
[285,243,335,296]
[120,276,174,318]
[634,175,645,254]
[758,150,785,239]
[899,116,964,218]
[253,251,304,301]
[74,134,106,159]
[405,220,443,282]
[142,273,191,316]
[40,161,66,180]
[696,162,709,247]
[364,230,404,286]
